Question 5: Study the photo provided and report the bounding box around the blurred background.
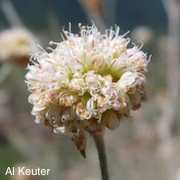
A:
[0,0,179,180]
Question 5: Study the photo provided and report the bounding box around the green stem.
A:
[88,130,109,180]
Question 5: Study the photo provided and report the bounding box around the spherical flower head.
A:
[25,23,149,153]
[0,28,38,65]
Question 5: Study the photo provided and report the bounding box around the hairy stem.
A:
[88,130,109,180]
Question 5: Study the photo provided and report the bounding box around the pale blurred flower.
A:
[131,26,154,44]
[25,23,149,152]
[0,28,38,65]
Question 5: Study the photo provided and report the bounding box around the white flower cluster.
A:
[25,23,149,151]
[0,28,38,64]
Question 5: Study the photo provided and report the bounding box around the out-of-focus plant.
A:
[157,0,180,180]
[0,28,38,66]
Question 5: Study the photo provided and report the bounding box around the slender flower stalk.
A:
[87,129,109,180]
[25,22,149,179]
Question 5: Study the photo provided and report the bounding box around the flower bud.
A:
[102,110,120,130]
